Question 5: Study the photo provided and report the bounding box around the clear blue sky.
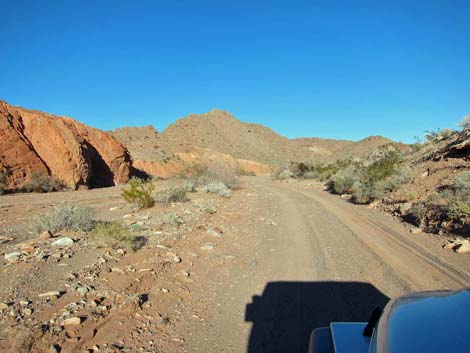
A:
[1,0,469,143]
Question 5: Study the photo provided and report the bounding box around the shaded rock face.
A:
[0,100,131,190]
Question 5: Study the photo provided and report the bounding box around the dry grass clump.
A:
[203,181,231,197]
[33,205,95,234]
[154,186,189,203]
[22,171,64,193]
[185,160,240,195]
[89,221,144,251]
[122,177,155,209]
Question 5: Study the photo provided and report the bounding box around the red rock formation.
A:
[0,100,131,190]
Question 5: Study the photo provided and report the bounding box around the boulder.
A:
[0,100,131,190]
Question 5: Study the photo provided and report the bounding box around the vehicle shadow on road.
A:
[245,281,389,353]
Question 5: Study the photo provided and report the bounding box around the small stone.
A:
[39,291,61,298]
[157,317,170,325]
[19,300,29,306]
[111,267,125,274]
[52,237,74,247]
[116,249,125,256]
[22,308,33,316]
[200,243,215,251]
[410,228,423,234]
[62,317,82,327]
[39,230,53,240]
[77,286,88,296]
[166,251,182,263]
[207,228,223,238]
[179,269,190,277]
[0,302,9,310]
[49,344,61,353]
[4,252,21,263]
[455,240,470,254]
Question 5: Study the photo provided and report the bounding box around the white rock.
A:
[52,237,74,247]
[455,240,470,254]
[39,291,61,298]
[4,252,21,263]
[207,228,223,238]
[62,317,81,327]
[200,243,215,251]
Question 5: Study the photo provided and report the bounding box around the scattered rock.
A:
[340,194,352,200]
[22,308,33,316]
[39,230,53,240]
[200,243,215,251]
[52,237,74,247]
[49,344,61,353]
[443,239,470,254]
[207,228,223,238]
[410,228,423,234]
[166,251,182,263]
[4,251,21,263]
[455,240,470,254]
[39,291,61,298]
[0,302,9,310]
[157,317,170,325]
[77,286,89,296]
[111,267,125,274]
[0,236,13,244]
[62,317,82,327]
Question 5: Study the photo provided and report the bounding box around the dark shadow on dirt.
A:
[245,281,389,353]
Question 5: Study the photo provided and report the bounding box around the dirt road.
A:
[187,177,470,353]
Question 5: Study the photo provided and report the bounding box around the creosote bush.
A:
[89,221,143,251]
[22,171,63,193]
[33,205,95,234]
[122,177,155,209]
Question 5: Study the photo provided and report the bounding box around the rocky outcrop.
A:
[0,100,131,190]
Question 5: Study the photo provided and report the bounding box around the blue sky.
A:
[1,0,469,143]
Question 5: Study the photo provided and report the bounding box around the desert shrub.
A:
[158,213,184,226]
[155,186,188,203]
[183,180,197,193]
[453,171,470,192]
[0,171,6,195]
[439,128,454,139]
[446,200,470,220]
[458,115,470,130]
[374,166,413,195]
[89,221,143,251]
[122,177,155,209]
[33,205,95,234]
[328,165,362,194]
[203,181,231,197]
[22,171,63,193]
[274,167,294,180]
[188,161,240,189]
[328,150,409,204]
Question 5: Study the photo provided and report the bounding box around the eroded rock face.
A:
[0,100,131,190]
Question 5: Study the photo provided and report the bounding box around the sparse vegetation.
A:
[0,171,6,195]
[33,205,95,234]
[89,221,143,251]
[458,115,470,130]
[155,186,189,203]
[203,181,231,197]
[186,160,240,196]
[22,171,63,193]
[122,177,155,209]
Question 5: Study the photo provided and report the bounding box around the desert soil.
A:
[1,177,469,353]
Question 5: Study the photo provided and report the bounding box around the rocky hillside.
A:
[157,109,329,165]
[157,110,407,165]
[0,100,131,190]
